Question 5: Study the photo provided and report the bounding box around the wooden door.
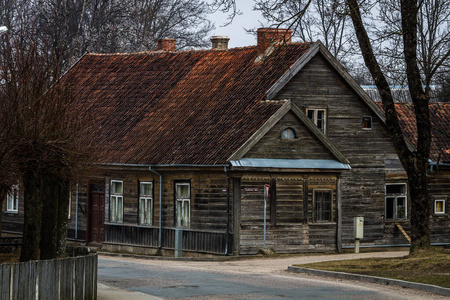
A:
[88,183,105,244]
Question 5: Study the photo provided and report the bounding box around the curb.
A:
[98,251,245,262]
[287,266,450,296]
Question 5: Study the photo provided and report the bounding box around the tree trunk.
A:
[56,179,70,255]
[346,0,431,253]
[40,173,59,260]
[20,169,43,262]
[407,165,431,252]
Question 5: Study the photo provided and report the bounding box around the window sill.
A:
[385,219,409,223]
[105,221,124,225]
[311,222,336,225]
[433,213,447,217]
[4,211,18,214]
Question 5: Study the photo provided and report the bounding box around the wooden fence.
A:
[0,253,97,300]
[105,224,231,254]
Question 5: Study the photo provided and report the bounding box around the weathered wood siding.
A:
[429,170,450,244]
[239,173,338,255]
[99,169,231,254]
[102,170,228,230]
[1,185,24,234]
[245,111,334,160]
[274,53,410,247]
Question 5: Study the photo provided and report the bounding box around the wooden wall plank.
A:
[1,264,11,300]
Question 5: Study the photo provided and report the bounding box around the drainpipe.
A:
[224,166,230,255]
[75,182,79,239]
[149,167,163,249]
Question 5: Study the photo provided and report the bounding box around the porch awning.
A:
[230,158,351,170]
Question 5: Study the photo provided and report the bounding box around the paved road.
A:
[98,252,446,299]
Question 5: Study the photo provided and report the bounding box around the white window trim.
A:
[434,199,446,215]
[175,182,190,227]
[139,182,153,225]
[385,183,408,220]
[306,108,327,134]
[362,116,373,130]
[6,185,19,213]
[110,180,124,223]
[313,189,333,222]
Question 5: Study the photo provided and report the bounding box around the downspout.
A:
[75,182,79,239]
[149,167,163,249]
[224,166,230,256]
[336,175,342,253]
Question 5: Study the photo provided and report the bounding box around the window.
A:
[110,180,123,223]
[307,108,327,134]
[434,199,445,214]
[362,116,372,129]
[6,185,19,213]
[385,183,407,219]
[175,182,190,227]
[281,127,296,140]
[314,190,332,222]
[139,182,153,225]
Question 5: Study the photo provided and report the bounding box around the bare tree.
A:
[369,0,450,87]
[254,0,355,65]
[346,0,448,252]
[1,0,213,69]
[0,25,95,261]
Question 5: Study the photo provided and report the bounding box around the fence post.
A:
[174,229,183,258]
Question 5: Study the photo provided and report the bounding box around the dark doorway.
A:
[88,182,105,245]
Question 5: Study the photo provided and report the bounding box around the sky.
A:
[207,2,269,48]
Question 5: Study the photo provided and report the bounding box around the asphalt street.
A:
[97,252,447,300]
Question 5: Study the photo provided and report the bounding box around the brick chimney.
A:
[157,38,176,51]
[211,36,230,50]
[257,28,292,55]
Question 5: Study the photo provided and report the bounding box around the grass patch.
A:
[297,249,450,288]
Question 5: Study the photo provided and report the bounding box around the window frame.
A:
[385,183,408,220]
[362,116,372,130]
[434,199,446,215]
[313,189,333,223]
[139,181,154,225]
[175,182,191,228]
[6,184,19,213]
[281,127,297,140]
[306,108,327,134]
[110,180,124,223]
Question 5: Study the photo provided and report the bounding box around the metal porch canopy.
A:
[230,158,351,170]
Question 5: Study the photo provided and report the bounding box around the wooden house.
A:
[3,28,450,255]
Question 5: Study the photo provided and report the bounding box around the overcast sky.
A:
[208,2,270,48]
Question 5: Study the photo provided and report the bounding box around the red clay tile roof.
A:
[376,103,450,162]
[68,44,312,165]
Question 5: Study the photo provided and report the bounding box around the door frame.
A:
[87,180,106,244]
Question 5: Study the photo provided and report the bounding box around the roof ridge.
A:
[86,42,313,57]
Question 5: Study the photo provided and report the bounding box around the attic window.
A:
[362,116,372,129]
[281,127,296,140]
[306,108,326,134]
